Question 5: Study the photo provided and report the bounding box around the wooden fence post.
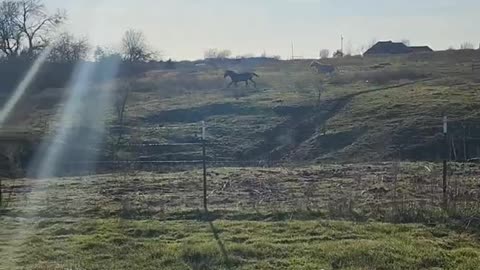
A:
[202,121,208,212]
[443,116,448,209]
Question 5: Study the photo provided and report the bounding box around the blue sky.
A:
[44,0,479,60]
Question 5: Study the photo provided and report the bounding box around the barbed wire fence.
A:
[53,121,288,212]
[1,117,480,224]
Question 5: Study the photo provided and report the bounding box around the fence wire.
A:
[2,121,480,227]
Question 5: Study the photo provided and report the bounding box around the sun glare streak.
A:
[15,57,121,270]
[0,46,53,127]
[32,57,121,178]
[1,3,122,268]
[33,62,96,178]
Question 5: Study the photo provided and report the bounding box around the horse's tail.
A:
[252,73,259,77]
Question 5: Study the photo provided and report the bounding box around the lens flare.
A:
[0,46,53,127]
[3,3,120,268]
[32,58,121,178]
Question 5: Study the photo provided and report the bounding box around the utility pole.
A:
[202,121,208,212]
[341,35,344,55]
[442,115,448,209]
[291,42,294,60]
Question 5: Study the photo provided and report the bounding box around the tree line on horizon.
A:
[0,0,157,64]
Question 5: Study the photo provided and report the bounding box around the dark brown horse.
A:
[224,70,259,88]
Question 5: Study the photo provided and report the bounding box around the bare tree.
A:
[368,38,377,48]
[204,48,216,59]
[94,46,106,62]
[204,48,231,59]
[0,1,22,56]
[217,49,231,59]
[114,83,131,126]
[94,45,122,62]
[112,82,131,159]
[460,42,475,50]
[122,29,154,62]
[17,0,65,55]
[359,45,368,55]
[319,49,329,59]
[333,49,343,58]
[0,0,64,57]
[48,32,89,63]
[360,39,378,54]
[294,76,326,107]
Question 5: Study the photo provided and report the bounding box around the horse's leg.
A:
[245,80,249,87]
[234,81,238,87]
[250,79,257,88]
[227,81,234,88]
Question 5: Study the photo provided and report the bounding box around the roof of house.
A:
[364,41,434,55]
[409,46,434,53]
[364,41,412,55]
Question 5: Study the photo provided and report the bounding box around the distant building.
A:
[364,41,433,56]
[409,46,434,53]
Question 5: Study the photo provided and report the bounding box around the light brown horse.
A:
[310,61,336,75]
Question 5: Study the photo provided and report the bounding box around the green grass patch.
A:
[10,218,480,270]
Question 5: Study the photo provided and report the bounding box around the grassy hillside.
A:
[118,50,480,163]
[3,50,480,166]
